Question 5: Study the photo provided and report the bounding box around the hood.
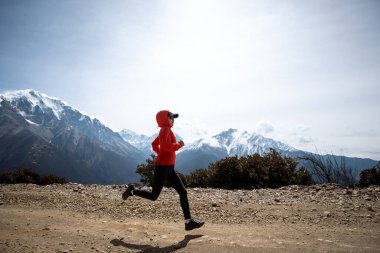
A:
[156,110,170,128]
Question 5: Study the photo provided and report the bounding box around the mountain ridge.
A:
[0,89,145,184]
[1,89,377,184]
[121,127,378,177]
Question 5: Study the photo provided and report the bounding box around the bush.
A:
[358,162,380,187]
[136,150,313,189]
[135,155,155,186]
[185,149,313,189]
[299,153,355,187]
[39,174,67,185]
[208,156,241,189]
[186,168,210,188]
[0,168,67,185]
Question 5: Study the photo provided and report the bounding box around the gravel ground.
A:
[0,183,379,253]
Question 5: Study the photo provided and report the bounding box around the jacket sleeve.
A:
[152,136,160,154]
[159,128,184,152]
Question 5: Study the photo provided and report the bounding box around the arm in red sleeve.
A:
[159,128,183,152]
[152,136,160,154]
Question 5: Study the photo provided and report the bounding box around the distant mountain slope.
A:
[0,90,145,184]
[119,129,156,156]
[118,129,182,157]
[179,128,297,155]
[176,128,299,174]
[123,128,378,177]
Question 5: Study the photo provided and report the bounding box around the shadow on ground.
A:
[110,234,203,253]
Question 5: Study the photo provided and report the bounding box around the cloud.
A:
[174,118,211,143]
[343,127,378,138]
[256,120,275,135]
[291,125,314,146]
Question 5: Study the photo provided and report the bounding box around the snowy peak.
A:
[214,128,251,153]
[181,128,297,156]
[0,89,143,158]
[1,89,97,129]
[119,129,150,143]
[1,89,68,121]
[119,129,153,152]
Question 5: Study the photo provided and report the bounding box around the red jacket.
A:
[152,110,184,165]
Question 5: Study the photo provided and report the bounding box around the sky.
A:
[0,0,379,160]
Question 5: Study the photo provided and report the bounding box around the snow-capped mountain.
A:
[119,127,303,174]
[119,129,155,155]
[0,89,145,183]
[180,128,297,156]
[175,128,301,173]
[2,89,375,183]
[1,90,140,158]
[121,127,377,176]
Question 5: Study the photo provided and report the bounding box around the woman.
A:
[122,110,205,231]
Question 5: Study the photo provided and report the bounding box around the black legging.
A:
[133,165,191,220]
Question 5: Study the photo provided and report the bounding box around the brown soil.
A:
[0,183,379,253]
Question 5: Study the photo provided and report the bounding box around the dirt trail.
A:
[0,184,379,253]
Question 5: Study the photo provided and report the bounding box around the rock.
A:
[212,203,218,207]
[324,211,331,217]
[345,189,353,195]
[367,206,375,212]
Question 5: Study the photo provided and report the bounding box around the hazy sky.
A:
[0,0,379,160]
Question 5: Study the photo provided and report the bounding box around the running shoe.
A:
[185,219,205,231]
[122,184,134,200]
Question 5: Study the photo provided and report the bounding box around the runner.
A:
[122,110,205,231]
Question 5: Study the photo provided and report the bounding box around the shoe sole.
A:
[185,222,205,231]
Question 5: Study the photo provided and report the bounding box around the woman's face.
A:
[168,117,174,126]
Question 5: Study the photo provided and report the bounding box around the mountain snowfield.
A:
[1,89,69,121]
[118,128,298,158]
[0,89,377,183]
[180,128,298,156]
[119,129,156,155]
